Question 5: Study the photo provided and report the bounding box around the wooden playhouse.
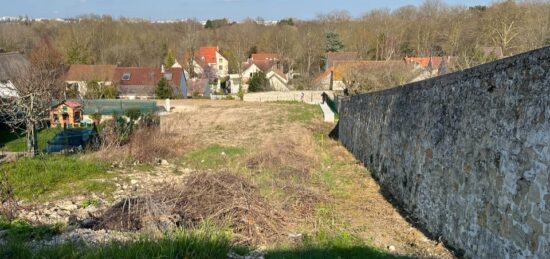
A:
[49,100,83,128]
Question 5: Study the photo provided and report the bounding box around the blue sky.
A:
[1,0,492,21]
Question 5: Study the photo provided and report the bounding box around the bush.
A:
[123,108,142,121]
[248,71,268,92]
[89,113,102,125]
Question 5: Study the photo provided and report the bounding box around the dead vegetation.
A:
[97,171,286,245]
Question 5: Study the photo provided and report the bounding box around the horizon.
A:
[2,0,492,21]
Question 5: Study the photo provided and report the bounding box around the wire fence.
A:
[81,99,157,115]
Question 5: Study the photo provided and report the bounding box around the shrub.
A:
[248,71,268,92]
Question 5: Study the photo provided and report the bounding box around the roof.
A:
[198,47,219,64]
[51,99,82,109]
[115,67,183,96]
[326,52,358,69]
[404,56,453,70]
[0,52,29,81]
[332,60,407,81]
[480,47,504,59]
[251,53,279,61]
[65,64,117,82]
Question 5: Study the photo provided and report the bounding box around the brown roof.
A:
[0,52,29,81]
[251,53,279,61]
[326,52,358,69]
[65,64,117,82]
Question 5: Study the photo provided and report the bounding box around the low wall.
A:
[338,47,550,258]
[243,91,333,104]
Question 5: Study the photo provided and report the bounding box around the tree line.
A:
[0,0,548,88]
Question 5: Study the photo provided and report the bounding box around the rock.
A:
[130,180,138,185]
[80,218,99,229]
[221,152,226,156]
[161,159,169,166]
[387,245,396,252]
[288,233,302,238]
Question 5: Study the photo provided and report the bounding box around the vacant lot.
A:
[0,100,454,258]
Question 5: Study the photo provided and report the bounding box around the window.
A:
[164,73,173,80]
[219,58,223,63]
[219,65,223,70]
[122,73,131,81]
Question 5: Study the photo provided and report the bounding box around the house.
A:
[0,52,29,98]
[115,66,187,99]
[313,60,414,91]
[198,46,229,78]
[49,100,83,128]
[65,64,117,98]
[325,52,358,71]
[404,56,455,75]
[230,53,289,92]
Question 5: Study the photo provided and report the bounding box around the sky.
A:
[1,0,492,21]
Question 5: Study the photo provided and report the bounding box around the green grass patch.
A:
[182,144,245,170]
[0,217,63,243]
[0,223,245,259]
[286,103,322,123]
[1,154,112,201]
[0,127,61,152]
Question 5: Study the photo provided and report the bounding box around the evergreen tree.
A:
[325,31,344,52]
[165,49,175,68]
[155,77,172,99]
[248,71,268,92]
[204,20,213,29]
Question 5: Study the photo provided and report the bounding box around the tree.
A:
[325,31,344,52]
[155,77,172,99]
[165,49,175,68]
[0,37,64,156]
[278,18,295,26]
[342,62,420,95]
[248,71,268,92]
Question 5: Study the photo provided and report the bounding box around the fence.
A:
[243,91,334,104]
[81,99,157,115]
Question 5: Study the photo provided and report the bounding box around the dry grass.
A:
[97,171,286,246]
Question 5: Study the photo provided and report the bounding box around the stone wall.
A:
[338,47,550,258]
[243,91,333,104]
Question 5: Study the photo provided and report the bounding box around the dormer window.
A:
[122,73,131,81]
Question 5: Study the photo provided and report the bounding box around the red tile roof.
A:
[115,67,182,87]
[251,53,279,61]
[64,100,82,108]
[404,56,453,70]
[198,47,218,64]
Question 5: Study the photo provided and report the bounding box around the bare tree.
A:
[0,38,64,156]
